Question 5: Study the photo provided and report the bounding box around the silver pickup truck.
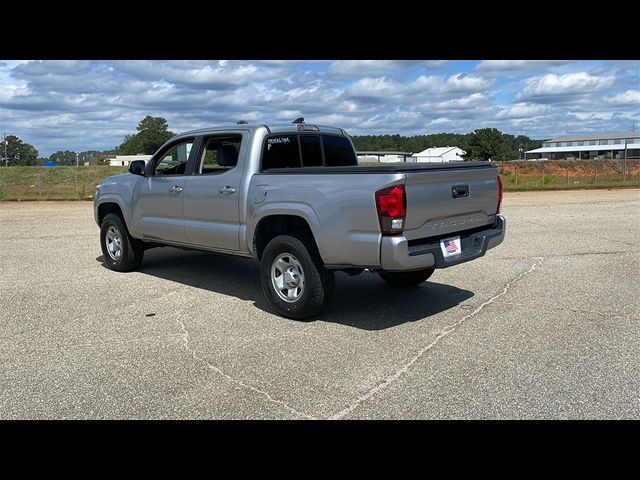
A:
[94,122,505,319]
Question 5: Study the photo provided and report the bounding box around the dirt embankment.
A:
[497,160,640,178]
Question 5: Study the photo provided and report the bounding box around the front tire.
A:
[260,235,334,320]
[100,213,144,272]
[378,268,434,286]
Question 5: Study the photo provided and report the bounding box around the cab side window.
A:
[196,135,242,174]
[153,140,194,175]
[262,135,301,170]
[323,135,357,166]
[300,135,323,167]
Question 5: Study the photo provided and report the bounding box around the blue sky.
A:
[0,60,638,157]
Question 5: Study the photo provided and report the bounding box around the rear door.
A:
[402,164,500,240]
[132,138,195,243]
[181,132,247,251]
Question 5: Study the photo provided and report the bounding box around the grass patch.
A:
[0,166,127,201]
[0,164,638,201]
[501,174,640,191]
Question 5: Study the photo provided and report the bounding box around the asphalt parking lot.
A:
[0,189,638,419]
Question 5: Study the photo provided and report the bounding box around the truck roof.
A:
[177,123,346,138]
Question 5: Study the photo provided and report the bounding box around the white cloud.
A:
[444,73,493,91]
[429,117,452,125]
[329,60,446,78]
[111,60,288,90]
[348,73,492,103]
[568,111,614,121]
[604,89,640,106]
[476,60,569,73]
[518,72,615,100]
[496,103,549,119]
[329,61,399,77]
[408,75,444,93]
[436,93,489,110]
[347,76,403,99]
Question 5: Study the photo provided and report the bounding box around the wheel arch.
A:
[97,202,125,225]
[96,198,135,236]
[253,214,323,262]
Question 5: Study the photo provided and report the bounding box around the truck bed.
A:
[250,161,501,268]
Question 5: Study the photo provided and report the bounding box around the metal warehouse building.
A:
[413,146,466,163]
[526,132,640,161]
[108,154,153,167]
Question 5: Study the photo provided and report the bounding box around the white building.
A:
[109,154,153,167]
[413,147,466,163]
[356,151,413,163]
[525,132,640,161]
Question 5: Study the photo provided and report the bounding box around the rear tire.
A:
[260,235,334,320]
[379,268,434,286]
[100,213,144,272]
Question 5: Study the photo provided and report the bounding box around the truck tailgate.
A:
[403,164,499,240]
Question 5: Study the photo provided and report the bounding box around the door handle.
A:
[219,186,236,195]
[169,186,183,193]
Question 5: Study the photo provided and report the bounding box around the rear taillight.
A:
[497,175,503,214]
[375,184,406,235]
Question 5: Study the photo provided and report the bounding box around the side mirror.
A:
[129,160,146,176]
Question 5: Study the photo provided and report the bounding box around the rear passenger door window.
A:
[196,135,242,174]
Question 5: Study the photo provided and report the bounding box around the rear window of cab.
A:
[261,134,357,171]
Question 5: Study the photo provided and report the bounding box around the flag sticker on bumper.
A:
[440,236,462,258]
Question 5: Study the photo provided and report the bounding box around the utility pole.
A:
[76,151,79,167]
[3,133,7,167]
[623,138,627,183]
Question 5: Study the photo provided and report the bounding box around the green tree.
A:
[468,128,506,161]
[510,135,543,160]
[118,116,174,155]
[49,150,78,166]
[2,135,39,166]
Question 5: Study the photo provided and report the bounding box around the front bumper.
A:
[380,215,506,271]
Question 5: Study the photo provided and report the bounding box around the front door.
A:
[182,133,245,251]
[132,139,194,243]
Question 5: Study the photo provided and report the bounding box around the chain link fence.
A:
[496,159,640,190]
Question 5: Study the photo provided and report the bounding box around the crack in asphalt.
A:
[493,301,634,319]
[588,234,638,248]
[329,257,545,420]
[175,317,316,420]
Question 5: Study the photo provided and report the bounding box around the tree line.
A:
[350,128,544,161]
[1,117,544,166]
[0,116,173,166]
[44,117,175,165]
